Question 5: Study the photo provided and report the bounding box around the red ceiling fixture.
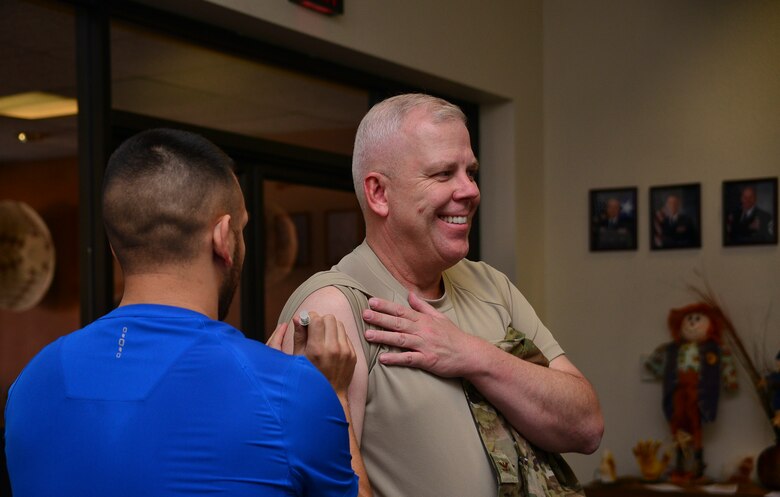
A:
[289,0,343,16]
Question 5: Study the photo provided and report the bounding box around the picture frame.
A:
[589,187,638,252]
[325,209,365,266]
[649,183,701,250]
[288,212,311,267]
[722,177,777,247]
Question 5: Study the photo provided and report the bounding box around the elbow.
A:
[537,407,604,454]
[576,382,605,454]
[578,412,605,455]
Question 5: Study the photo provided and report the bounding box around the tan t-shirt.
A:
[279,242,564,497]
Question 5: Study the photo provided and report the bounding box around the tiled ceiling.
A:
[0,0,368,164]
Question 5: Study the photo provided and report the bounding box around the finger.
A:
[302,311,328,355]
[292,312,310,355]
[362,307,408,332]
[306,311,331,340]
[265,322,288,350]
[364,329,421,350]
[308,314,352,365]
[408,292,444,318]
[377,350,424,367]
[363,297,417,331]
[337,320,356,357]
[318,313,340,353]
[367,297,414,319]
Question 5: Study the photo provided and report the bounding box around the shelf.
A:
[584,478,769,497]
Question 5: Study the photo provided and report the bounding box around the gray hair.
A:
[352,93,466,211]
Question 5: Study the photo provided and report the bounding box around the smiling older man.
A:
[280,94,604,497]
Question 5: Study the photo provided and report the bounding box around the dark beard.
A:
[217,240,242,321]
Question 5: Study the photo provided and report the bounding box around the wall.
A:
[544,0,780,480]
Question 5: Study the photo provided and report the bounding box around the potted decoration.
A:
[687,280,780,489]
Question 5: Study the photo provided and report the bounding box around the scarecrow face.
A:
[680,312,711,343]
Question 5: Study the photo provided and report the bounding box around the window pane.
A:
[0,0,78,419]
[263,180,364,335]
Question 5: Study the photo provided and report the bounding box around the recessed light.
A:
[0,91,78,120]
[16,131,46,143]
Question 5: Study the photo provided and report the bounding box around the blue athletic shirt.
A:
[4,304,358,497]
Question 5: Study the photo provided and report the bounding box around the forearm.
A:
[337,393,373,497]
[463,338,603,454]
[360,293,603,453]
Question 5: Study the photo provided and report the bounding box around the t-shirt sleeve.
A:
[282,357,358,497]
[505,278,565,361]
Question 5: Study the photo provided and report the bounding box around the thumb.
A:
[408,291,440,317]
[265,322,288,350]
[292,311,312,355]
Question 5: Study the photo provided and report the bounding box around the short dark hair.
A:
[103,128,239,273]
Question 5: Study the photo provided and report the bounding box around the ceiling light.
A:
[17,131,45,143]
[0,91,78,120]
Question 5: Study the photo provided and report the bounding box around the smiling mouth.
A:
[440,215,468,225]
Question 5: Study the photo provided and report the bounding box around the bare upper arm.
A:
[284,286,369,443]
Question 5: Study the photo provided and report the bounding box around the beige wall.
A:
[545,0,780,480]
[160,0,780,482]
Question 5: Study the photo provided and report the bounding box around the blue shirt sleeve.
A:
[282,357,358,497]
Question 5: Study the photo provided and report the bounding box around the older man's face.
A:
[665,195,680,215]
[740,187,756,211]
[384,109,480,270]
[606,199,620,219]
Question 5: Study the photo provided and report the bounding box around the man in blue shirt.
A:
[4,128,369,497]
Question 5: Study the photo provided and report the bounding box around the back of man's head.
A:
[352,93,466,211]
[103,128,238,274]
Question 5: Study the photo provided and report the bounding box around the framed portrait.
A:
[589,187,638,251]
[723,177,777,247]
[649,183,701,250]
[288,212,311,267]
[325,209,365,266]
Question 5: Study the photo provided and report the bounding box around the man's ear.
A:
[212,214,233,266]
[364,172,389,218]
